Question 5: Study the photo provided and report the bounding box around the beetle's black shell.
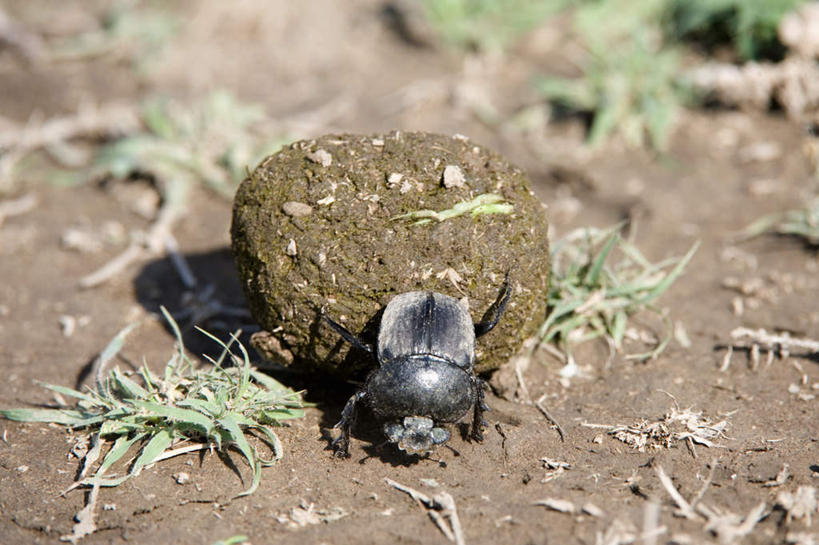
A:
[366,356,475,423]
[377,291,475,371]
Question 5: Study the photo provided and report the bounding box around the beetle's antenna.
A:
[474,273,512,337]
[322,310,374,353]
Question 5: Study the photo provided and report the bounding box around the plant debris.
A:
[777,487,817,525]
[386,478,466,545]
[393,192,513,225]
[655,464,767,544]
[582,403,729,455]
[275,499,348,529]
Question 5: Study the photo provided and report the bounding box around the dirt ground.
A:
[1,1,817,544]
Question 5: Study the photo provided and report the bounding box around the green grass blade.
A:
[249,425,282,464]
[177,398,222,418]
[96,322,141,390]
[134,401,215,436]
[0,408,94,426]
[35,382,100,405]
[633,241,699,305]
[160,306,186,378]
[98,432,147,474]
[217,414,260,497]
[112,368,151,400]
[130,428,174,476]
[584,231,618,286]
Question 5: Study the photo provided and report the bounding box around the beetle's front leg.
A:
[332,390,366,457]
[470,376,489,442]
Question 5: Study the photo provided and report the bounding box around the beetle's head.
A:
[384,416,450,455]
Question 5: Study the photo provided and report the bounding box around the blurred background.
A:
[2,2,819,544]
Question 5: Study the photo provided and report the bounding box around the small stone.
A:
[307,149,332,167]
[442,165,466,188]
[103,504,117,511]
[59,315,76,337]
[387,173,403,188]
[286,239,298,256]
[17,465,28,473]
[282,201,313,217]
[420,478,440,488]
[174,472,190,485]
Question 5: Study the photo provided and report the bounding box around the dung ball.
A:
[231,132,549,378]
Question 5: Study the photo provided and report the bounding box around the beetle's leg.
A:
[469,376,489,442]
[332,390,366,457]
[322,311,374,353]
[474,273,512,338]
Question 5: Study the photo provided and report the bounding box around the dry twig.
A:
[386,478,466,545]
[535,393,566,442]
[731,327,819,358]
[0,192,37,226]
[0,103,140,186]
[655,464,767,544]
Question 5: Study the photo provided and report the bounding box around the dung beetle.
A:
[323,275,511,457]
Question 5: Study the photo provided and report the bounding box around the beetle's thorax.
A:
[377,291,476,370]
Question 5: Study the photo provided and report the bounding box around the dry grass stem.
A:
[656,465,768,544]
[655,465,698,520]
[750,463,791,488]
[642,500,662,545]
[535,394,566,442]
[533,497,576,514]
[0,7,47,63]
[0,192,37,226]
[730,327,819,362]
[0,103,139,186]
[60,474,103,544]
[0,103,139,151]
[386,478,466,545]
[777,487,817,525]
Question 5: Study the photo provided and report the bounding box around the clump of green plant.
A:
[537,31,684,150]
[667,0,808,61]
[422,0,568,53]
[21,90,291,288]
[536,224,698,367]
[535,0,807,150]
[93,90,287,199]
[0,308,306,497]
[536,0,688,151]
[735,197,819,245]
[51,3,179,69]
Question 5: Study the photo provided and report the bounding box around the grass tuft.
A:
[91,91,288,199]
[536,224,698,364]
[0,308,305,498]
[422,0,568,53]
[734,197,819,245]
[667,0,807,61]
